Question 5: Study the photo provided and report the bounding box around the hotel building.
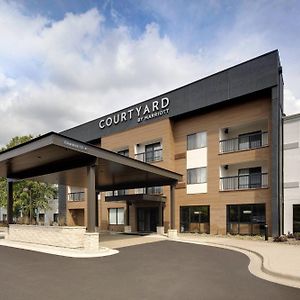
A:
[61,50,284,236]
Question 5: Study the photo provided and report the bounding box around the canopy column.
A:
[7,179,14,224]
[170,184,176,229]
[87,165,96,233]
[168,183,178,238]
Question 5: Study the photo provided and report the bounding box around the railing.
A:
[135,148,163,163]
[219,132,268,153]
[220,173,268,191]
[68,192,85,201]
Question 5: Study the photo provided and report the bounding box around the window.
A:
[146,186,163,194]
[109,208,124,225]
[293,205,300,233]
[238,167,262,189]
[180,206,210,233]
[145,142,162,162]
[187,167,207,184]
[53,213,59,223]
[187,132,207,150]
[227,204,266,235]
[238,131,262,150]
[118,149,129,157]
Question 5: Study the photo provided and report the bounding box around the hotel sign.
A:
[98,97,170,129]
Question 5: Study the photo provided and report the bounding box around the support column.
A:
[158,201,163,227]
[170,184,175,229]
[87,165,96,233]
[168,184,177,238]
[156,201,164,235]
[58,185,67,225]
[7,179,13,225]
[124,202,131,233]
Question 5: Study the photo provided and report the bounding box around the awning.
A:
[0,132,182,191]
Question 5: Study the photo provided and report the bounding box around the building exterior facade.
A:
[284,113,300,233]
[61,50,284,236]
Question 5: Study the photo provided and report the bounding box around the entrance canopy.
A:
[0,132,181,190]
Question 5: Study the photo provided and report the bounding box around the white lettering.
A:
[113,114,120,124]
[152,100,159,111]
[143,104,150,115]
[99,119,105,129]
[161,97,169,109]
[128,109,134,120]
[135,106,142,116]
[106,117,113,127]
[121,111,127,122]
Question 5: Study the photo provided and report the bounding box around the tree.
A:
[0,135,57,223]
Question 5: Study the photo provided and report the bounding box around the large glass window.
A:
[227,204,266,235]
[180,206,210,233]
[293,205,300,233]
[109,208,124,225]
[187,132,207,150]
[187,167,207,184]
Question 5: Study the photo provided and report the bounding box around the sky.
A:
[0,0,300,147]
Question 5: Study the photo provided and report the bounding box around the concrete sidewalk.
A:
[175,234,300,289]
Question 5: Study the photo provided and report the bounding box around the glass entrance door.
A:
[137,207,158,232]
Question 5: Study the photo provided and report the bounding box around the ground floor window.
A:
[109,208,124,225]
[293,205,300,233]
[53,213,59,223]
[227,203,265,235]
[180,206,210,233]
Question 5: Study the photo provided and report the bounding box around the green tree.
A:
[0,135,57,223]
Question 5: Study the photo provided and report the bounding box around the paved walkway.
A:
[175,234,300,289]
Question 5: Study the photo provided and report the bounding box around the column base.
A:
[156,226,165,235]
[84,232,99,251]
[168,229,178,239]
[124,226,132,233]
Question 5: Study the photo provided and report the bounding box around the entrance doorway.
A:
[137,207,159,232]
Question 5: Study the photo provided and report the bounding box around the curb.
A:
[170,238,300,289]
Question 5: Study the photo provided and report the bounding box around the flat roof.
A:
[284,113,300,123]
[0,132,182,191]
[61,50,281,142]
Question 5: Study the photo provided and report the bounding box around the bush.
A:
[287,232,294,239]
[273,235,288,242]
[294,232,300,240]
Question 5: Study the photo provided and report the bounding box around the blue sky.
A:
[0,0,300,145]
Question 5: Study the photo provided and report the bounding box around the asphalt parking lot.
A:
[0,240,299,300]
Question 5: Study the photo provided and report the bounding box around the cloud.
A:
[0,0,299,147]
[0,3,204,146]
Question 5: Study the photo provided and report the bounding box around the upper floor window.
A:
[187,132,207,150]
[187,167,207,184]
[118,149,129,157]
[145,142,162,163]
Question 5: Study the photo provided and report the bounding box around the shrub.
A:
[294,232,300,240]
[287,232,294,239]
[273,235,288,242]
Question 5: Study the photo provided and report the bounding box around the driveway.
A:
[0,240,299,300]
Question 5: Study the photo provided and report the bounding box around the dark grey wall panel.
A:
[61,51,280,142]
